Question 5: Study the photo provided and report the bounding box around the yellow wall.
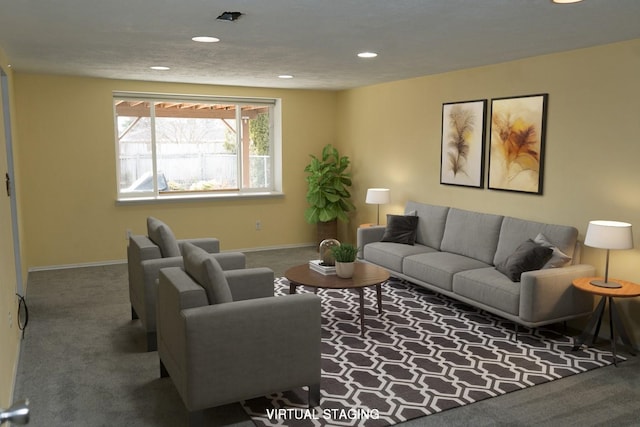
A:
[337,39,640,339]
[13,75,338,268]
[0,49,21,408]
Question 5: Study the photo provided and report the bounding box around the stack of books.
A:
[308,259,336,275]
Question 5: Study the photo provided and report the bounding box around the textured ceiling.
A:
[0,0,639,90]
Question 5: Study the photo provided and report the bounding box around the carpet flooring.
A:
[242,278,622,427]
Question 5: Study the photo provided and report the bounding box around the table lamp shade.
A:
[365,188,390,205]
[584,220,633,250]
[365,188,390,225]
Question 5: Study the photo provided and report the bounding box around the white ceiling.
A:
[0,0,639,91]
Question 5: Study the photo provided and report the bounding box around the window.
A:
[114,92,281,201]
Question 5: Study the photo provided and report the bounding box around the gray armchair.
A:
[157,243,321,426]
[127,217,246,351]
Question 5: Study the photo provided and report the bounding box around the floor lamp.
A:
[584,220,633,288]
[365,188,390,225]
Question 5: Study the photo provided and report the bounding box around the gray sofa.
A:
[157,243,321,425]
[128,217,246,351]
[357,201,595,331]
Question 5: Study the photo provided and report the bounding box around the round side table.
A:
[571,276,640,365]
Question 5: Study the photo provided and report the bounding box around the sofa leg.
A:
[160,359,169,378]
[146,331,157,352]
[513,323,519,341]
[131,306,139,320]
[308,383,321,408]
[188,410,205,427]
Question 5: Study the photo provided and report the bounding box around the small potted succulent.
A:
[330,243,358,278]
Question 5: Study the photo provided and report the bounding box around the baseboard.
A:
[26,243,317,272]
[28,259,127,272]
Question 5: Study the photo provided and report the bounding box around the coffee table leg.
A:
[376,283,382,314]
[289,282,298,294]
[358,288,365,337]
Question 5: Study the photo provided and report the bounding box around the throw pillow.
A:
[381,214,419,245]
[495,239,553,282]
[533,233,572,268]
[147,217,181,258]
[182,242,233,304]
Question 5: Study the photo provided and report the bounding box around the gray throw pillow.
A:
[381,214,419,245]
[495,239,553,282]
[533,233,572,268]
[147,217,181,258]
[182,243,233,304]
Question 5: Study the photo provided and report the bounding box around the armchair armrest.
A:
[129,235,162,261]
[225,267,275,301]
[179,238,220,254]
[211,252,246,270]
[182,293,321,409]
[357,225,386,259]
[519,264,596,324]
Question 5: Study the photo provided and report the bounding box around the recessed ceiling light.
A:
[357,52,378,59]
[192,36,220,43]
[278,74,294,79]
[552,0,583,3]
[150,66,170,71]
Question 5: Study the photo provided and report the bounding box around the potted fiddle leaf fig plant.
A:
[330,243,359,278]
[304,144,355,245]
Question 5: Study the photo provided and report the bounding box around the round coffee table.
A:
[285,262,390,337]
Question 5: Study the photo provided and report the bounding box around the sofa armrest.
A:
[519,264,596,324]
[356,226,386,259]
[179,238,220,254]
[181,293,321,409]
[225,267,275,301]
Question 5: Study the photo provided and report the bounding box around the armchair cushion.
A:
[183,243,233,304]
[147,217,181,257]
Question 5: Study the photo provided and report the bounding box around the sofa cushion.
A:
[404,201,450,250]
[440,208,503,264]
[453,267,521,316]
[182,243,233,304]
[381,214,419,245]
[364,242,435,273]
[493,217,577,266]
[147,217,181,258]
[495,239,553,282]
[534,233,572,268]
[403,252,490,291]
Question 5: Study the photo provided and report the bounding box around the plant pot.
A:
[335,261,355,279]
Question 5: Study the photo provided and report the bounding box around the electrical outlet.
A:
[8,312,12,328]
[255,220,261,231]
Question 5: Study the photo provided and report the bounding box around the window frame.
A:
[113,91,283,203]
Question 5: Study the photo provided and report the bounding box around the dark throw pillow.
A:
[381,214,419,245]
[495,239,553,282]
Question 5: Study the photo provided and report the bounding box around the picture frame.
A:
[440,99,487,188]
[488,94,548,194]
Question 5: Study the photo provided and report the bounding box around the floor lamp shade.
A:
[584,220,633,288]
[365,188,390,225]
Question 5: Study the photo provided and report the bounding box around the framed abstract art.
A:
[488,94,548,194]
[440,99,487,188]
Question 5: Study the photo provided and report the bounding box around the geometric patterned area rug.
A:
[242,277,620,426]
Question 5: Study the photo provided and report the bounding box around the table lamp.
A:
[584,220,633,288]
[365,188,390,225]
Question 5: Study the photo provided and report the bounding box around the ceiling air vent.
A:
[217,11,243,22]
